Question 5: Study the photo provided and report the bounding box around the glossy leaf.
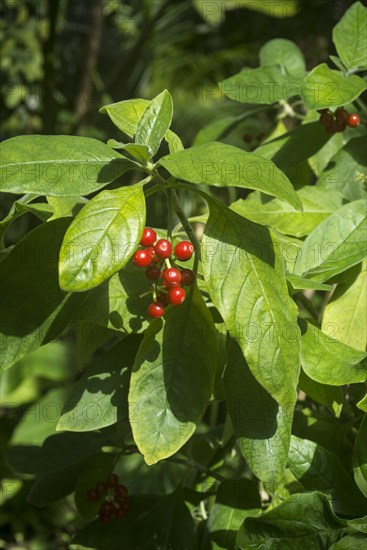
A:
[202,199,300,409]
[286,273,333,292]
[231,186,342,238]
[294,200,367,281]
[57,335,141,432]
[236,492,347,550]
[47,196,87,220]
[333,2,367,71]
[135,90,173,156]
[357,394,367,413]
[129,286,217,465]
[348,515,367,534]
[260,38,306,75]
[302,64,367,110]
[288,435,367,515]
[220,66,303,105]
[159,142,302,210]
[0,219,84,372]
[207,478,261,550]
[224,340,294,488]
[298,369,343,417]
[330,534,367,549]
[354,414,367,498]
[59,184,146,292]
[0,136,135,196]
[300,320,367,385]
[322,261,367,351]
[107,140,151,164]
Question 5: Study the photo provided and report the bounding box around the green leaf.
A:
[0,136,136,196]
[357,394,367,413]
[354,414,367,498]
[300,320,367,386]
[348,515,367,534]
[194,0,298,25]
[330,534,367,549]
[74,263,150,333]
[47,196,87,220]
[294,200,367,281]
[260,38,306,76]
[107,140,151,164]
[165,129,184,153]
[322,261,367,350]
[236,492,347,550]
[224,340,294,488]
[0,219,84,372]
[288,435,367,516]
[298,369,343,417]
[59,183,146,292]
[309,131,345,175]
[317,137,367,202]
[286,273,333,292]
[333,2,367,71]
[135,90,173,157]
[128,286,217,465]
[57,335,141,432]
[72,490,195,550]
[231,186,342,238]
[202,200,300,409]
[159,142,302,210]
[207,478,261,550]
[28,461,86,506]
[0,200,54,245]
[302,64,367,110]
[220,65,303,105]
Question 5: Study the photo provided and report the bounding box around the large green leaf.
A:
[194,0,298,25]
[220,66,303,105]
[322,261,367,351]
[107,140,151,164]
[159,142,302,210]
[224,340,294,488]
[294,200,367,281]
[236,492,347,550]
[202,200,300,409]
[207,478,261,550]
[72,490,195,550]
[59,183,146,292]
[57,336,141,432]
[0,136,135,196]
[302,64,367,110]
[28,461,86,507]
[300,320,367,385]
[135,90,173,157]
[231,186,342,238]
[333,2,367,71]
[330,534,367,549]
[0,219,84,372]
[128,286,217,465]
[288,435,367,516]
[298,369,342,417]
[317,137,367,201]
[260,39,306,75]
[354,415,367,498]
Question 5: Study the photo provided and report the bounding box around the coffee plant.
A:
[0,2,366,549]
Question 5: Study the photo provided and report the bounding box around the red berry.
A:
[133,250,152,268]
[163,267,181,286]
[180,268,195,286]
[140,227,157,247]
[335,107,348,123]
[319,112,334,127]
[100,501,115,516]
[168,287,186,305]
[100,515,110,524]
[334,120,346,133]
[243,134,253,143]
[116,485,128,498]
[96,482,107,495]
[347,113,360,127]
[156,292,169,306]
[87,489,98,501]
[174,241,194,261]
[163,280,180,289]
[154,239,172,259]
[146,246,159,263]
[107,473,119,487]
[148,302,165,318]
[145,265,161,281]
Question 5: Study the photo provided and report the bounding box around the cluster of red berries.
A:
[87,473,129,524]
[318,107,360,134]
[132,227,196,318]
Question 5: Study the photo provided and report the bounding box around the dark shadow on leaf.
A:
[97,158,135,185]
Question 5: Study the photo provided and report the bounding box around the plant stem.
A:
[167,189,174,241]
[171,190,201,273]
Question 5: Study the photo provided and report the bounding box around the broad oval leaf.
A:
[0,136,136,196]
[333,2,367,71]
[302,64,367,110]
[59,184,146,292]
[300,320,367,385]
[354,414,367,498]
[298,370,342,417]
[202,200,301,409]
[128,286,217,465]
[107,140,151,164]
[224,340,294,488]
[159,142,302,210]
[135,90,173,157]
[294,200,367,281]
[260,38,306,75]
